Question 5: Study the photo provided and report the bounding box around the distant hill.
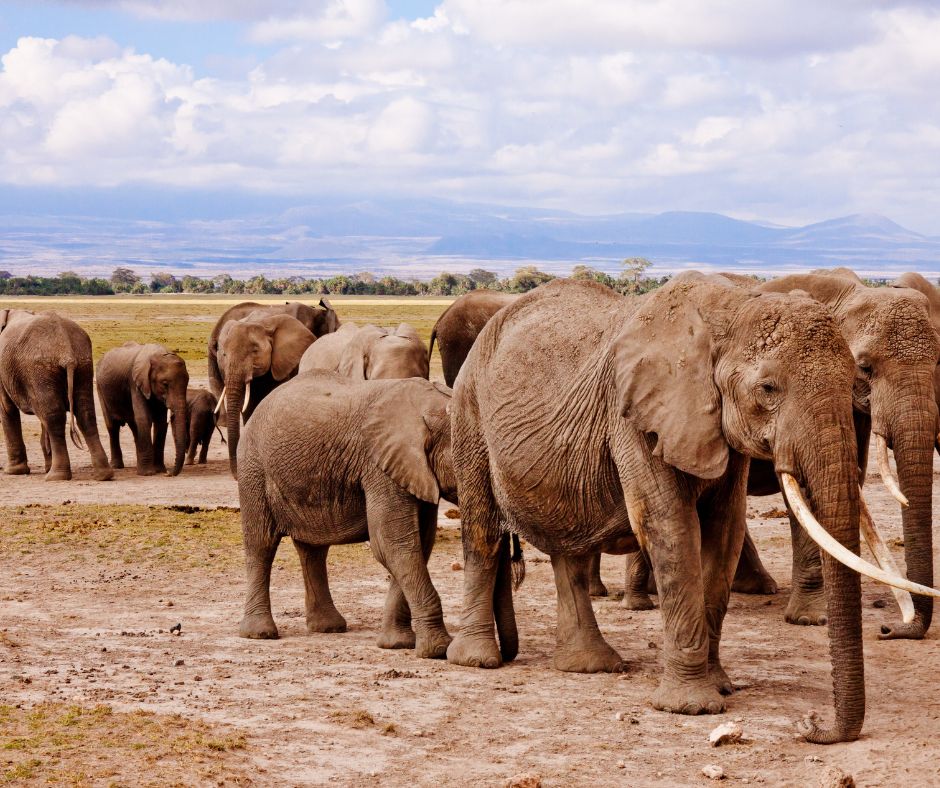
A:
[0,194,937,280]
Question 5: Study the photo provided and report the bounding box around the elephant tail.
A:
[428,327,437,362]
[510,532,525,590]
[65,363,85,451]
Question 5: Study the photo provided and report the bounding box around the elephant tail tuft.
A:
[510,532,525,590]
[65,363,85,451]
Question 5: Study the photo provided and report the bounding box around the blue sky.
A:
[0,1,938,233]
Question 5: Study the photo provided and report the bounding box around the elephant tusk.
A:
[242,380,251,414]
[214,386,226,415]
[858,488,915,624]
[875,434,909,508]
[781,473,940,599]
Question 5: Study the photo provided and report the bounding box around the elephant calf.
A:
[96,343,190,476]
[237,372,456,658]
[185,388,220,465]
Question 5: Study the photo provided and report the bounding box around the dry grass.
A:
[0,703,251,785]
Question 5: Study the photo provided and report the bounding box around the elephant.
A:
[0,309,112,481]
[236,372,456,658]
[684,268,940,639]
[215,314,317,477]
[185,388,221,465]
[207,299,338,400]
[446,273,931,744]
[430,290,516,386]
[96,342,190,476]
[299,322,429,380]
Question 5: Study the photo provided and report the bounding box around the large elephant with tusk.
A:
[447,274,940,745]
[214,314,317,477]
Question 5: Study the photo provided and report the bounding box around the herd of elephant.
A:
[3,266,940,745]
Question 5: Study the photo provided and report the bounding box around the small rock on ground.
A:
[709,721,743,747]
[818,766,855,787]
[504,774,541,788]
[702,764,725,780]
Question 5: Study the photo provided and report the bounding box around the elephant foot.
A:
[446,632,502,669]
[377,625,416,650]
[185,457,195,466]
[785,588,828,626]
[415,629,452,659]
[622,590,656,611]
[137,466,158,477]
[110,459,124,470]
[93,466,114,482]
[239,612,279,640]
[652,678,725,715]
[732,569,779,595]
[5,462,30,475]
[589,578,609,597]
[878,619,927,640]
[198,458,208,465]
[154,464,168,475]
[306,611,347,634]
[553,636,627,674]
[708,661,734,696]
[44,468,72,482]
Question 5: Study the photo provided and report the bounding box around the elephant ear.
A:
[263,315,316,381]
[612,283,728,479]
[0,309,9,333]
[319,298,339,334]
[363,380,440,503]
[337,325,385,379]
[132,349,153,398]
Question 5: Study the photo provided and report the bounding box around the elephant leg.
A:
[185,430,197,465]
[367,490,450,659]
[131,402,157,475]
[238,502,282,640]
[151,404,168,474]
[551,553,626,673]
[731,527,779,594]
[0,400,30,474]
[784,510,828,626]
[623,550,656,610]
[42,412,72,481]
[198,439,209,464]
[107,421,124,469]
[292,540,346,633]
[700,460,748,696]
[71,369,111,480]
[40,425,52,473]
[587,552,608,597]
[642,504,724,716]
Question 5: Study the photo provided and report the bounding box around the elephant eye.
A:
[857,358,872,376]
[759,380,777,394]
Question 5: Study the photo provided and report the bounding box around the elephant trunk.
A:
[168,395,188,476]
[225,377,248,478]
[877,372,937,638]
[783,397,864,744]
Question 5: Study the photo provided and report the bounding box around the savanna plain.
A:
[1,295,939,786]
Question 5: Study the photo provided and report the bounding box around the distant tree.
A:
[570,265,616,288]
[110,266,140,292]
[468,268,497,288]
[619,257,652,295]
[0,270,12,280]
[150,271,181,293]
[507,266,554,293]
[181,275,213,293]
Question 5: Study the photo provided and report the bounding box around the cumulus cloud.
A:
[2,1,940,230]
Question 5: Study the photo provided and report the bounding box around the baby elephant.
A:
[96,343,190,476]
[185,388,221,465]
[237,372,456,658]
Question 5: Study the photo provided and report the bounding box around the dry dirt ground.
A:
[0,357,939,783]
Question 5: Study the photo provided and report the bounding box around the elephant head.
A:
[363,379,456,504]
[217,314,315,476]
[133,345,190,476]
[613,273,871,743]
[760,272,940,639]
[338,323,430,380]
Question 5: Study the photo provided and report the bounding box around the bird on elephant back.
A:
[208,300,338,477]
[299,322,429,380]
[96,342,191,477]
[0,308,112,481]
[625,267,940,640]
[445,273,940,745]
[236,372,456,658]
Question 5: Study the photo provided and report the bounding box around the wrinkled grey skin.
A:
[299,322,429,380]
[216,314,316,477]
[96,343,190,477]
[237,373,456,658]
[207,299,339,399]
[430,291,517,387]
[185,388,220,465]
[449,275,866,744]
[0,309,112,481]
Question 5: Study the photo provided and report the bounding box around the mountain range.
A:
[0,193,937,281]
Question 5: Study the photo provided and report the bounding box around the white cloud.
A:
[2,2,940,230]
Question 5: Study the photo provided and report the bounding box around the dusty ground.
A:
[2,414,940,786]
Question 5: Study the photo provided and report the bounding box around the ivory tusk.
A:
[858,489,915,624]
[781,473,940,599]
[875,434,909,508]
[242,380,251,414]
[214,386,226,415]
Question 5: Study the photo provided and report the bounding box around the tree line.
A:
[0,259,665,297]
